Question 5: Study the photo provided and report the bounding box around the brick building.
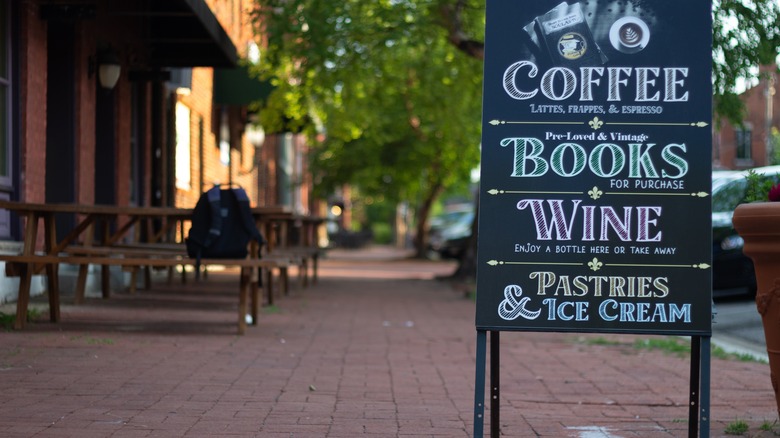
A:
[0,1,318,303]
[714,66,780,169]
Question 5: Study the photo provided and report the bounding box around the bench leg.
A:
[43,215,60,322]
[75,264,89,304]
[15,213,38,330]
[301,258,309,288]
[238,267,250,335]
[312,255,319,285]
[266,268,274,306]
[13,263,32,330]
[281,267,289,296]
[250,267,260,325]
[101,265,111,298]
[128,267,138,294]
[144,266,151,289]
[45,261,60,322]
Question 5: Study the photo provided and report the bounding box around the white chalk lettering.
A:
[500,138,688,180]
[598,300,691,323]
[502,61,690,103]
[516,199,662,242]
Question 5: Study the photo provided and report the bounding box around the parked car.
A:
[427,167,780,295]
[712,165,780,297]
[428,206,475,259]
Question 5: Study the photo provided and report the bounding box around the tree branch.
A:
[439,1,484,60]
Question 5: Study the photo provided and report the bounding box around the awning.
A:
[42,0,239,68]
[145,0,239,68]
[213,65,274,106]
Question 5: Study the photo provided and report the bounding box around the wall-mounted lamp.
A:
[89,48,121,89]
[245,123,266,147]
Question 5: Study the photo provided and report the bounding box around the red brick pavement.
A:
[0,246,777,437]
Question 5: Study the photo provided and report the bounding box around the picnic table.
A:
[0,201,317,333]
[259,211,325,287]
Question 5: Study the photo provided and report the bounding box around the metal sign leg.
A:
[491,331,500,438]
[688,335,711,438]
[474,330,487,438]
[689,336,700,438]
[700,336,711,438]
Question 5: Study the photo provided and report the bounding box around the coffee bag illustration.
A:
[524,2,607,67]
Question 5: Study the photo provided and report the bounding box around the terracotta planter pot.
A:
[732,202,780,418]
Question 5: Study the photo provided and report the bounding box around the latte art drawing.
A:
[610,16,650,54]
[620,23,643,47]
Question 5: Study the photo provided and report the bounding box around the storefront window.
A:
[736,125,753,160]
[175,101,192,190]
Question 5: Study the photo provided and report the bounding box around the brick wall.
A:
[175,66,218,208]
[18,0,279,212]
[715,69,780,169]
[174,0,262,208]
[74,18,96,205]
[18,1,47,204]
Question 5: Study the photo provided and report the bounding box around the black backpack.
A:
[186,185,265,278]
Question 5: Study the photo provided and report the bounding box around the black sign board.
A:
[476,0,712,335]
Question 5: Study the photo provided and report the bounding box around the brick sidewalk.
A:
[0,247,777,437]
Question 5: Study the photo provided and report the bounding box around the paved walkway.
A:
[0,246,778,437]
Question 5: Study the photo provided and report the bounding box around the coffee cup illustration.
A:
[558,33,588,60]
[609,17,650,54]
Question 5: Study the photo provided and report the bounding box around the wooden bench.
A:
[257,212,325,287]
[0,200,304,334]
[62,243,296,304]
[266,246,323,287]
[0,251,287,334]
[0,200,326,333]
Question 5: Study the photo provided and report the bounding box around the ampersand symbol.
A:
[497,285,542,321]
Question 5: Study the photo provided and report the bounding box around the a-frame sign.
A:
[475,1,712,436]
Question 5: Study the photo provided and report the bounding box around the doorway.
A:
[45,20,76,238]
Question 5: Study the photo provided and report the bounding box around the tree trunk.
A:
[412,183,445,258]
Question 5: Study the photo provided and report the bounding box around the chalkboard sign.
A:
[476,0,712,335]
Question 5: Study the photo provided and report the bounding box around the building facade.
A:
[0,0,317,303]
[714,66,780,169]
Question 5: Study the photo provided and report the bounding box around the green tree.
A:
[253,0,780,268]
[712,0,780,124]
[253,0,484,257]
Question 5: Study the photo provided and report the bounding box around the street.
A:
[712,294,768,362]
